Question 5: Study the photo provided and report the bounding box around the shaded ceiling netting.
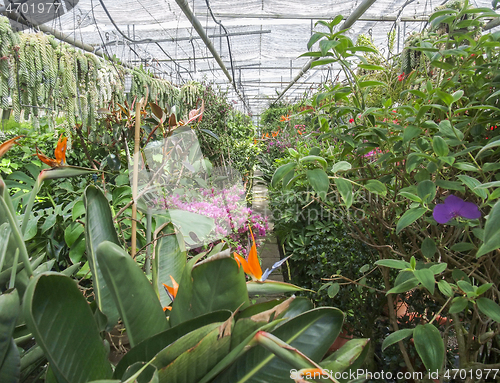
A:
[2,0,496,121]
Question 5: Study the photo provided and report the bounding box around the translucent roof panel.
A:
[5,0,495,119]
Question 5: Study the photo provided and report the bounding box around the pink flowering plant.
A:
[272,3,500,377]
[155,184,269,254]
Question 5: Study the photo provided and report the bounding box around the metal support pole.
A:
[272,0,379,105]
[174,0,251,113]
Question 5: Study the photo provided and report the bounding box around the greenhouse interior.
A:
[1,0,500,382]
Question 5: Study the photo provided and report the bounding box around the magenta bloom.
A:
[433,195,481,224]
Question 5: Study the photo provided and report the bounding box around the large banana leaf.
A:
[0,289,20,381]
[213,307,344,383]
[0,339,19,383]
[0,179,32,277]
[155,322,232,383]
[230,297,296,349]
[277,297,314,320]
[114,310,231,379]
[169,257,249,326]
[246,280,312,295]
[320,338,370,374]
[84,185,121,329]
[96,241,169,347]
[152,222,186,308]
[150,322,225,372]
[23,273,113,383]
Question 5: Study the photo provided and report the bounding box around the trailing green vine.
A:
[0,16,201,138]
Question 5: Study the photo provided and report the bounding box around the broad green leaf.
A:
[39,166,98,181]
[449,297,468,313]
[452,269,471,284]
[170,257,249,327]
[476,200,500,257]
[399,192,422,203]
[414,269,435,294]
[451,90,463,103]
[0,182,32,277]
[167,210,215,249]
[421,238,437,258]
[436,90,453,106]
[438,120,463,140]
[413,324,444,373]
[365,180,387,196]
[432,136,449,157]
[476,137,500,157]
[156,323,231,382]
[0,289,19,367]
[386,278,419,294]
[0,339,19,383]
[271,163,296,188]
[69,233,86,264]
[457,280,474,295]
[152,222,186,308]
[299,155,327,169]
[114,311,231,379]
[307,33,326,50]
[334,177,353,208]
[451,242,475,252]
[476,298,500,322]
[475,180,500,188]
[435,179,465,193]
[382,328,414,351]
[307,169,330,200]
[331,161,351,173]
[327,283,340,298]
[23,215,39,241]
[476,283,492,296]
[358,80,386,88]
[396,207,427,234]
[457,175,487,200]
[319,39,340,56]
[23,273,113,383]
[246,280,312,296]
[438,280,453,297]
[357,64,385,70]
[320,338,370,373]
[453,162,479,172]
[84,185,120,329]
[375,259,410,269]
[416,180,436,203]
[403,125,421,144]
[213,308,344,383]
[429,263,447,275]
[96,241,168,347]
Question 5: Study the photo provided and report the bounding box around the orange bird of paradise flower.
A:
[36,135,68,168]
[234,226,291,282]
[162,275,179,311]
[0,135,23,159]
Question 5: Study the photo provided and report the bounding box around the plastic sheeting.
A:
[3,0,495,119]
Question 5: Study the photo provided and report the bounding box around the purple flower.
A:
[433,195,481,224]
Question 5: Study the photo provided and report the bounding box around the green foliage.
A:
[269,1,500,376]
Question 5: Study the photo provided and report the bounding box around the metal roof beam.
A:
[174,0,251,114]
[212,13,428,22]
[101,29,271,47]
[271,0,379,106]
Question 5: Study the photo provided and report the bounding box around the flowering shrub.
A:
[155,184,268,254]
[271,3,500,378]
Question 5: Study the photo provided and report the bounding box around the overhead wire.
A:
[204,0,236,89]
[96,0,192,81]
[90,0,124,80]
[135,0,196,81]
